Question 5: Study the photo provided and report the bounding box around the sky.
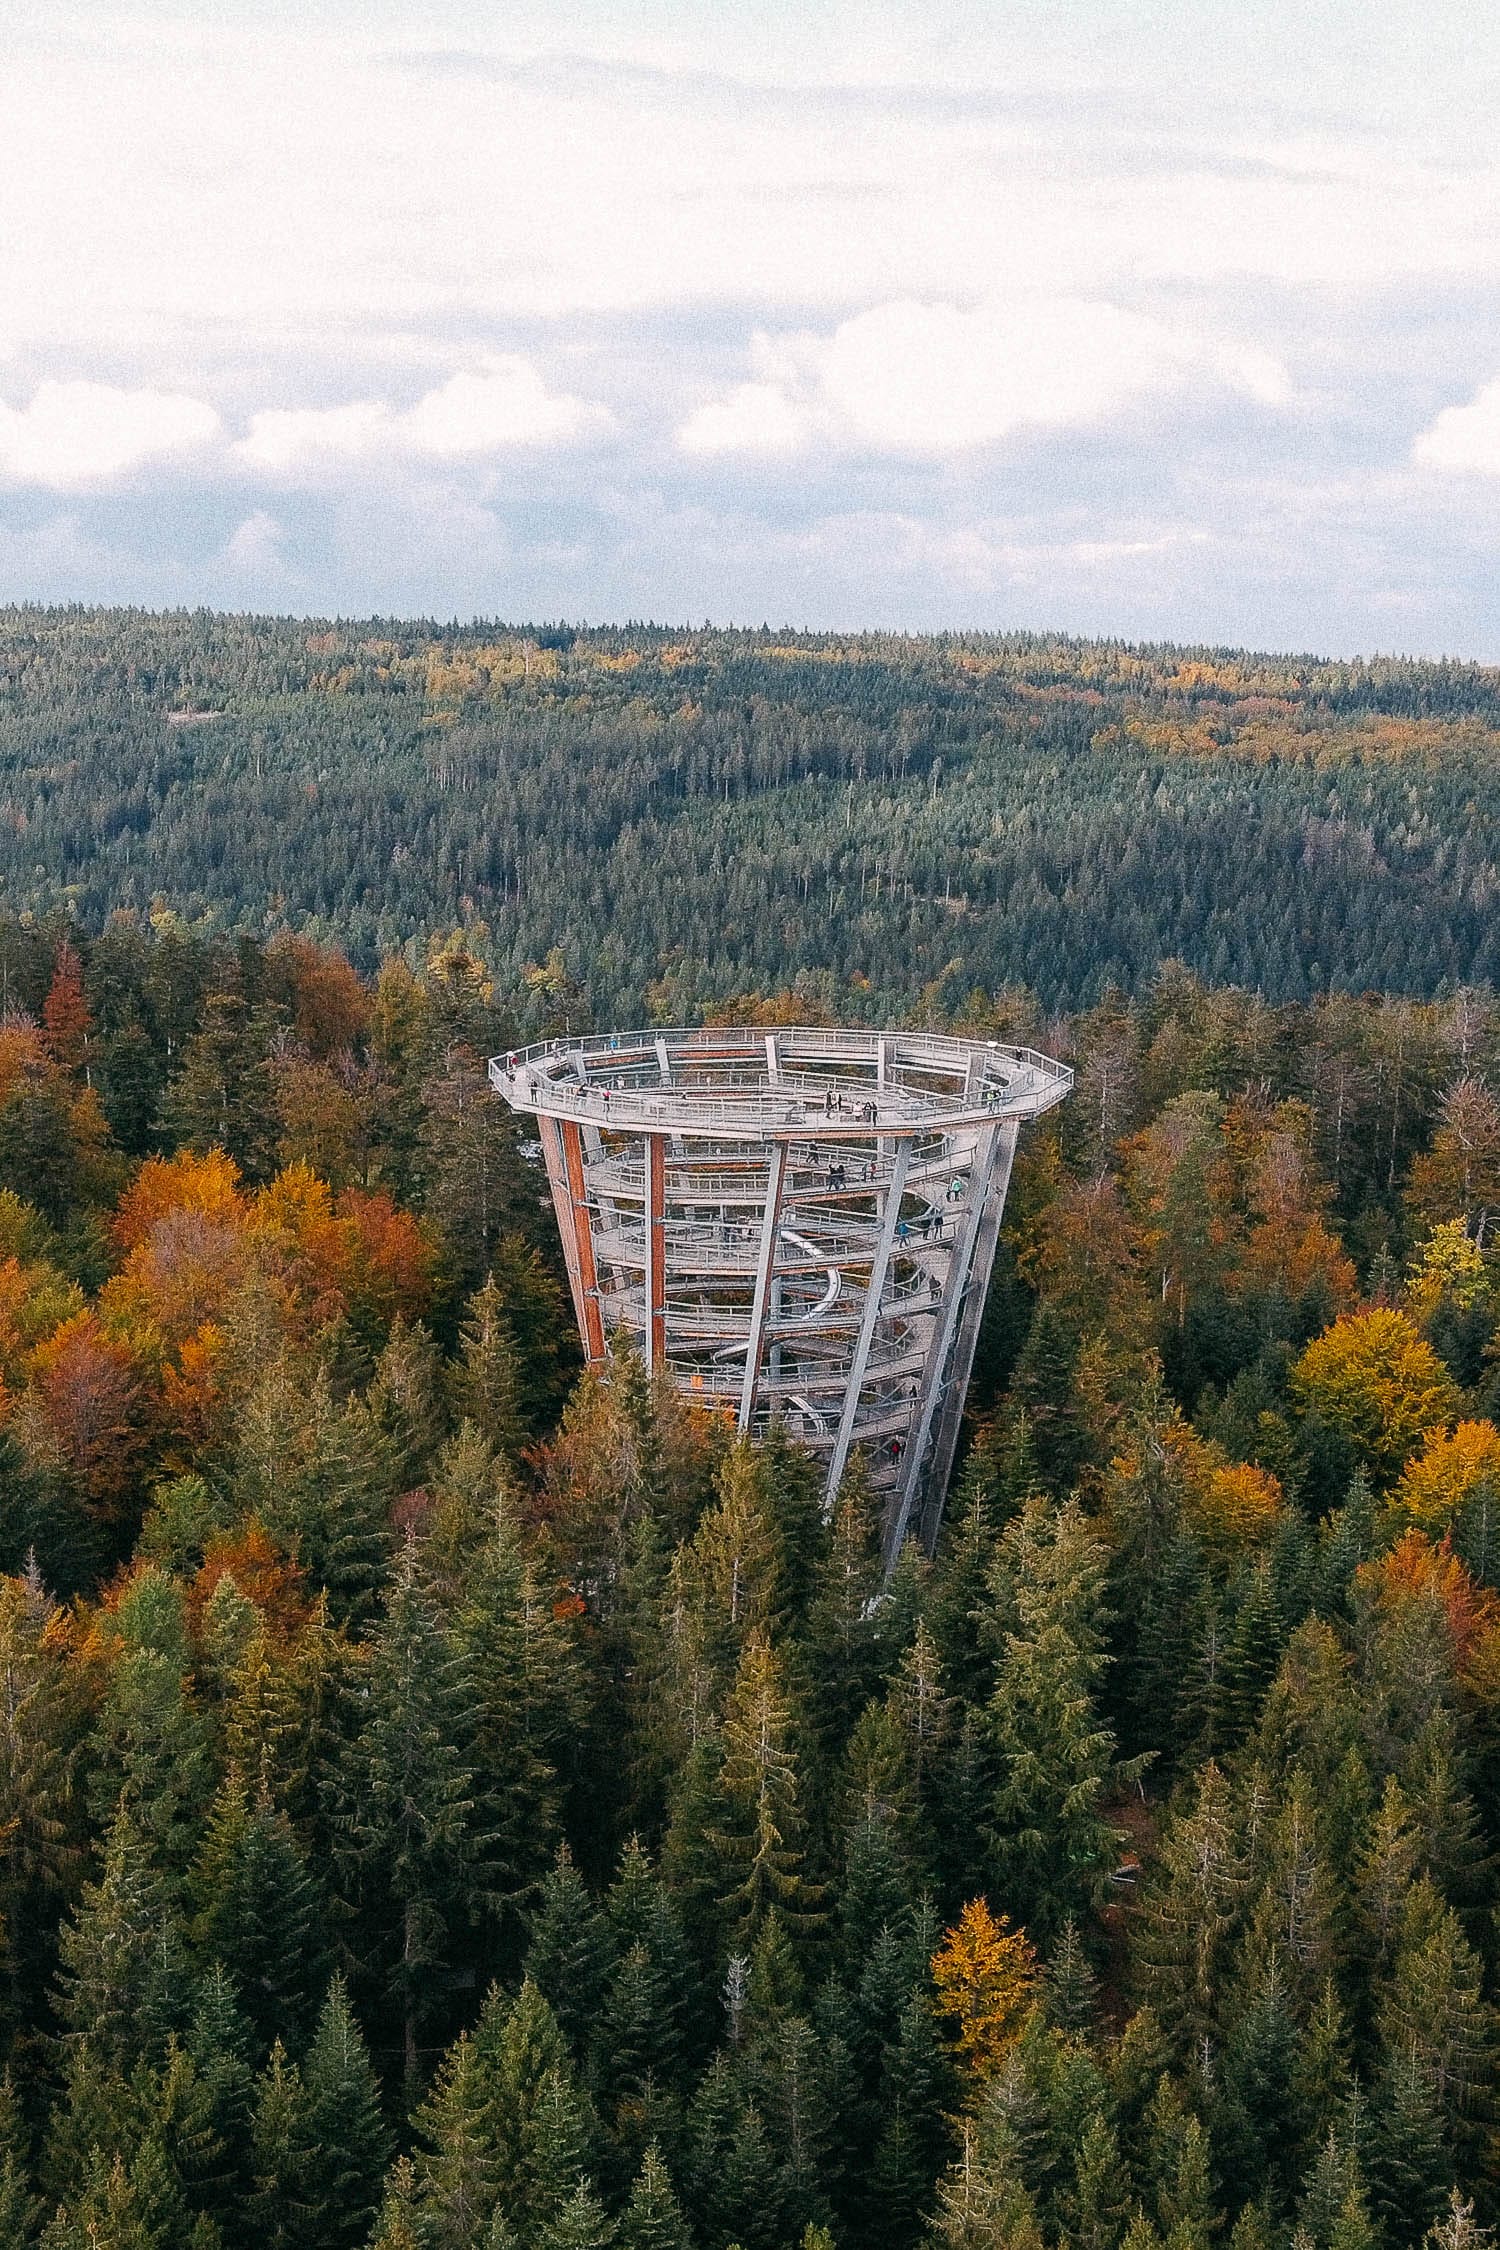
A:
[1,0,1498,654]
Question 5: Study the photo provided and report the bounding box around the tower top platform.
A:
[489,1026,1071,1142]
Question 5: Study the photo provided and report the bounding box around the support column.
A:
[538,1115,588,1342]
[560,1119,606,1362]
[824,1138,911,1503]
[887,1124,999,1562]
[917,1119,1019,1545]
[738,1139,788,1431]
[645,1132,667,1372]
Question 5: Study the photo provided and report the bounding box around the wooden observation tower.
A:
[490,1027,1070,1555]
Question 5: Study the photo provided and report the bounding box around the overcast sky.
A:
[1,0,1498,654]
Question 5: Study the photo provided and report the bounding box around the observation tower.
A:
[490,1028,1071,1556]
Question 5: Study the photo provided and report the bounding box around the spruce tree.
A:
[300,1978,391,2250]
[1364,2048,1452,2247]
[411,2029,503,2249]
[369,2156,424,2250]
[53,1809,195,2070]
[619,2141,693,2250]
[336,1546,495,2085]
[709,1632,823,1952]
[1131,1762,1244,2057]
[0,1568,83,2029]
[366,1315,448,1490]
[248,2040,315,2250]
[190,1779,332,2051]
[447,1276,529,1467]
[455,1499,585,1930]
[0,2073,41,2247]
[982,1496,1135,1941]
[525,1848,619,2066]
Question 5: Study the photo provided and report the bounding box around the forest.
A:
[0,612,1496,2248]
[2,608,1500,1014]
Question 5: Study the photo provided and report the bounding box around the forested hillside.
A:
[0,909,1494,2247]
[3,609,1500,1012]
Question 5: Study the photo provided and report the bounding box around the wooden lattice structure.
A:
[490,1027,1070,1554]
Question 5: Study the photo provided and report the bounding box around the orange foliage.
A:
[1362,1528,1500,1680]
[931,1898,1037,2077]
[189,1521,311,1649]
[29,1310,146,1515]
[1203,1460,1286,1546]
[1123,1418,1285,1556]
[1237,1109,1358,1306]
[159,1324,227,1466]
[41,940,91,1070]
[0,1254,83,1382]
[251,1168,434,1330]
[102,1205,254,1350]
[0,1021,55,1107]
[264,932,370,1059]
[330,1186,436,1329]
[111,1148,245,1253]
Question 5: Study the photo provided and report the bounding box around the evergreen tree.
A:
[160,989,280,1181]
[190,1778,332,2051]
[709,1632,823,1953]
[335,1547,496,2085]
[366,1316,447,1490]
[248,2040,315,2250]
[0,2073,41,2247]
[300,1978,391,2250]
[525,1847,619,2065]
[619,2142,694,2250]
[411,2028,503,2249]
[982,1496,1135,1939]
[455,1494,586,1929]
[53,1809,195,2069]
[1365,2048,1453,2247]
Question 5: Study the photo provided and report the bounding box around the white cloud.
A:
[0,380,219,487]
[236,402,389,474]
[681,299,1290,459]
[1412,380,1500,475]
[679,380,813,458]
[236,358,612,477]
[402,362,613,454]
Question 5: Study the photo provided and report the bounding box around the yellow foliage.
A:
[1407,1220,1488,1323]
[930,1898,1037,2077]
[1291,1308,1457,1485]
[1203,1460,1285,1546]
[1110,1417,1284,1557]
[1396,1420,1500,1534]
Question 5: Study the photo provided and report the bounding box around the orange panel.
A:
[538,1116,588,1341]
[560,1120,606,1362]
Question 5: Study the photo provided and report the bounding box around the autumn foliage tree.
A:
[930,1900,1037,2081]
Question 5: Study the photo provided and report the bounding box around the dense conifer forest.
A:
[3,607,1500,1012]
[0,611,1496,2247]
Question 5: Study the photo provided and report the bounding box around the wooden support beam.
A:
[560,1120,606,1362]
[738,1140,788,1431]
[645,1132,667,1372]
[824,1137,911,1504]
[538,1116,589,1342]
[918,1119,1019,1546]
[887,1125,999,1562]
